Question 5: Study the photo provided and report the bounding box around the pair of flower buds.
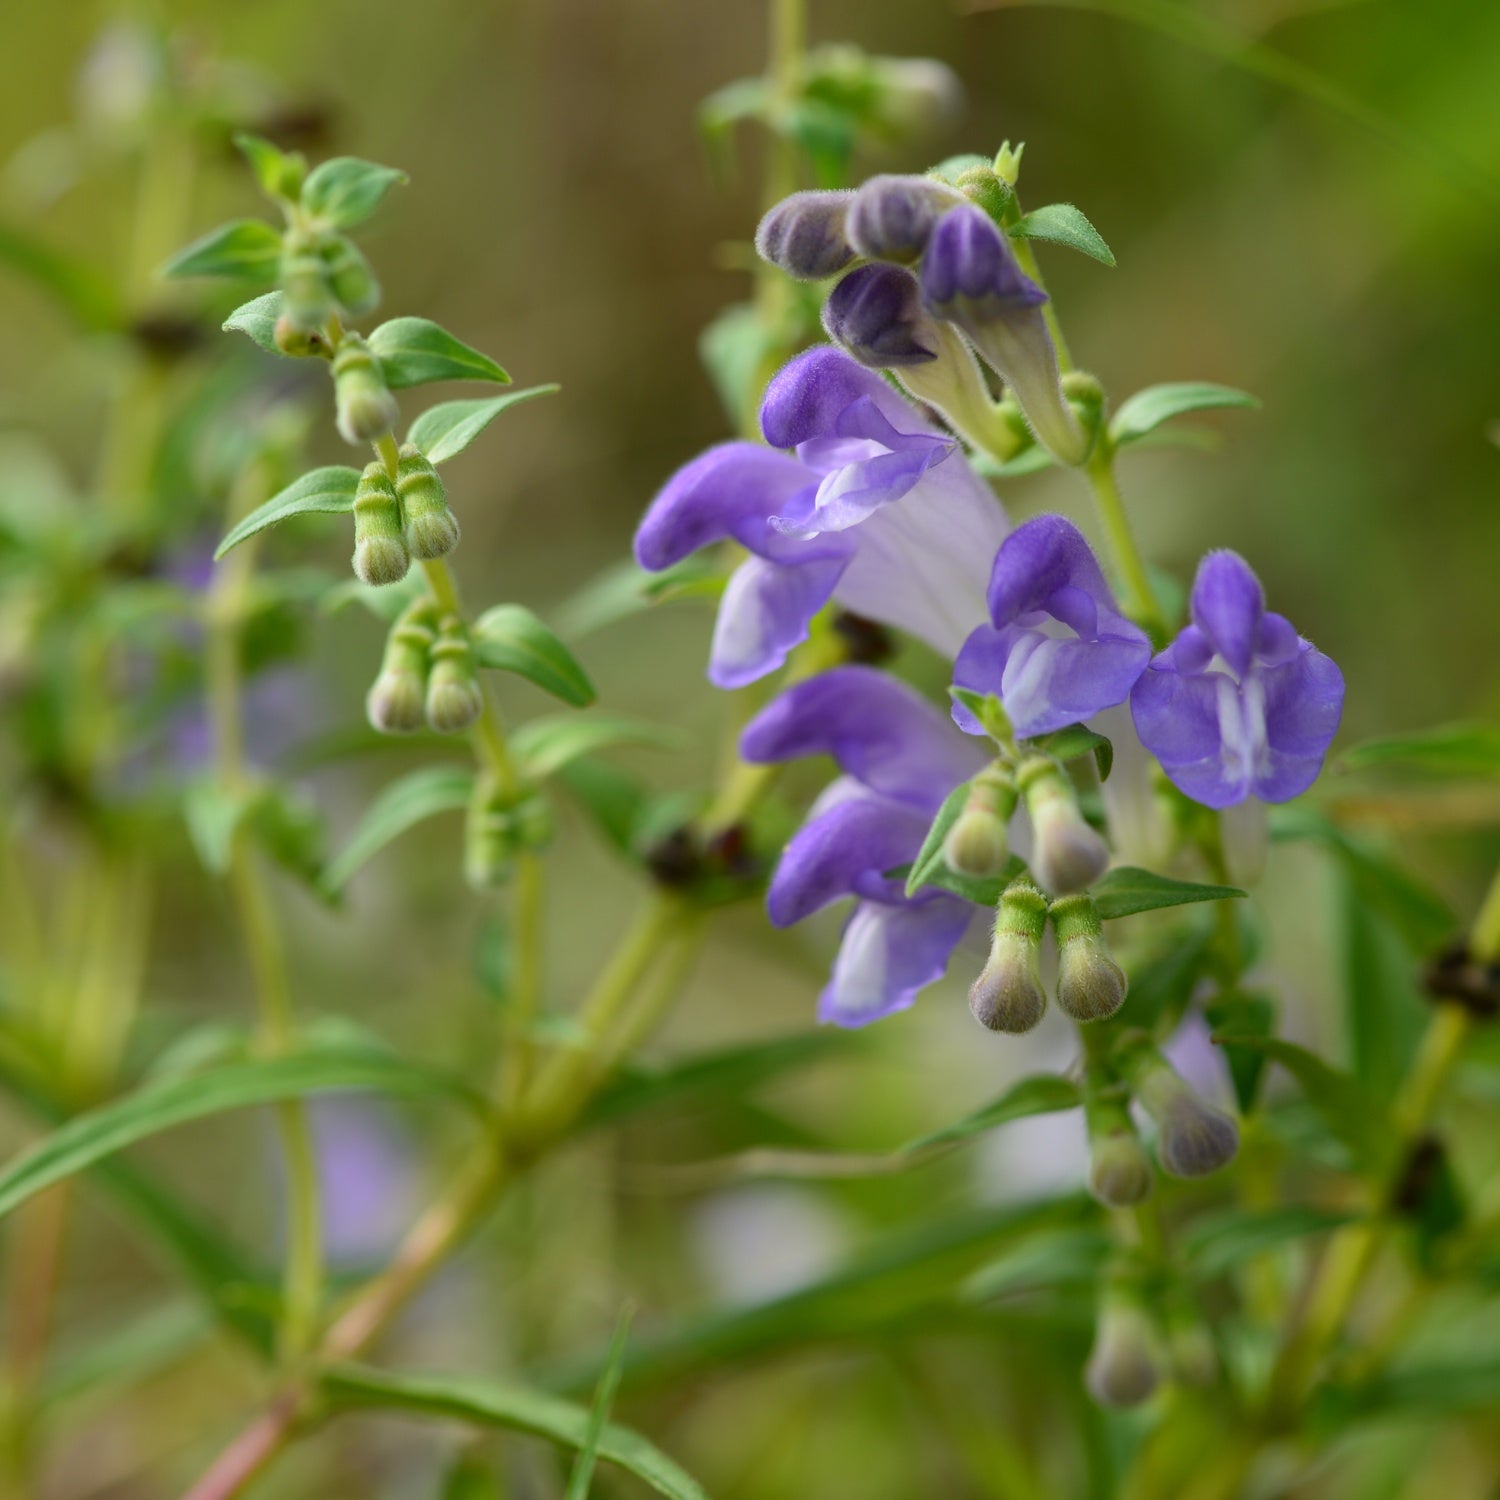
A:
[275,225,379,353]
[366,599,481,736]
[351,451,460,588]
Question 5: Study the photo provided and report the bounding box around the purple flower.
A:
[952,515,1152,740]
[635,347,1007,688]
[755,190,857,281]
[741,666,988,1026]
[845,174,965,264]
[1130,550,1343,808]
[822,263,941,368]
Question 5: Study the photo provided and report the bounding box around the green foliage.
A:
[407,386,560,464]
[221,290,286,354]
[565,1310,635,1500]
[1340,722,1500,778]
[214,465,362,558]
[367,317,511,388]
[904,1074,1083,1151]
[320,764,475,896]
[160,219,283,281]
[1009,203,1116,266]
[472,604,597,706]
[1029,722,1114,780]
[1090,867,1246,921]
[511,714,679,779]
[301,156,409,229]
[1109,382,1260,447]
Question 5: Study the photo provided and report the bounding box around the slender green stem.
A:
[1085,445,1166,643]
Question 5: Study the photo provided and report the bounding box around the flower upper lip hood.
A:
[920,200,1048,314]
[740,665,988,1026]
[634,346,1007,689]
[1130,549,1344,809]
[952,513,1153,740]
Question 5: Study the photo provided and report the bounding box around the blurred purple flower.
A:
[1131,550,1344,808]
[634,347,1007,688]
[741,666,988,1026]
[952,514,1152,739]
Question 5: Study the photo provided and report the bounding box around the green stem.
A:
[1085,444,1166,643]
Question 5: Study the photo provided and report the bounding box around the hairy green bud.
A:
[1122,1043,1240,1179]
[396,443,460,560]
[279,228,333,336]
[943,761,1017,878]
[425,614,482,734]
[1017,754,1110,896]
[1085,1288,1163,1409]
[332,334,399,446]
[366,602,434,734]
[1050,893,1127,1023]
[1085,1089,1152,1207]
[350,462,410,587]
[969,876,1048,1033]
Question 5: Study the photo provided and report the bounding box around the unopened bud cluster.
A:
[276,226,380,352]
[366,601,482,737]
[351,450,460,587]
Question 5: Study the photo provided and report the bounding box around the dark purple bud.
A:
[846,174,962,264]
[822,264,939,368]
[921,203,1046,315]
[755,191,855,281]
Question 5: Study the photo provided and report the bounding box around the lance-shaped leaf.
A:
[368,317,510,389]
[222,291,286,355]
[406,386,559,465]
[1181,1205,1360,1282]
[320,764,475,897]
[1009,203,1116,267]
[1110,382,1259,447]
[1090,866,1245,920]
[1338,721,1500,779]
[301,156,408,229]
[234,132,305,201]
[904,1074,1082,1152]
[0,1049,480,1222]
[214,466,361,559]
[564,1311,635,1500]
[511,714,678,780]
[321,1365,711,1500]
[904,783,971,900]
[161,219,283,281]
[1027,722,1113,781]
[472,605,596,707]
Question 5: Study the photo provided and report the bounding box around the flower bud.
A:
[920,204,1089,466]
[1051,894,1127,1023]
[322,234,380,317]
[1123,1045,1240,1179]
[332,335,399,446]
[869,58,963,138]
[942,761,1017,878]
[823,264,940,368]
[350,462,410,587]
[846,174,963,264]
[1085,1288,1163,1409]
[754,190,855,281]
[969,876,1048,1033]
[366,603,434,734]
[279,229,333,336]
[425,614,483,734]
[1085,1090,1153,1206]
[1016,756,1110,896]
[396,444,461,560]
[273,314,323,357]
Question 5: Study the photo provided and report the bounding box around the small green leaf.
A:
[322,1365,711,1500]
[512,714,678,779]
[1009,203,1115,267]
[407,386,559,465]
[565,1310,635,1500]
[233,132,304,200]
[1028,723,1113,781]
[1181,1205,1358,1281]
[899,852,1026,908]
[301,156,408,229]
[214,466,361,559]
[1109,383,1259,447]
[904,1074,1083,1152]
[472,604,596,707]
[1339,722,1500,779]
[182,779,249,876]
[160,219,282,282]
[948,686,1012,742]
[367,317,510,389]
[556,556,725,640]
[904,783,972,899]
[0,1050,479,1222]
[320,765,475,897]
[222,291,286,355]
[1090,866,1245,920]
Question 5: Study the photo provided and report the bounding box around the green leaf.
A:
[182,778,249,876]
[160,219,282,282]
[904,783,972,899]
[233,132,304,200]
[556,556,725,640]
[904,1074,1083,1152]
[1009,203,1115,267]
[970,445,1055,481]
[1090,866,1245,921]
[1109,382,1259,447]
[322,1365,711,1500]
[367,317,510,389]
[565,1310,635,1500]
[512,714,679,779]
[1339,722,1500,779]
[213,466,361,559]
[0,220,121,330]
[407,386,559,465]
[222,291,286,355]
[1028,723,1113,781]
[320,765,475,897]
[900,852,1026,908]
[472,604,596,707]
[1180,1205,1358,1281]
[0,1050,478,1223]
[301,156,408,229]
[41,1300,210,1410]
[1341,867,1427,1099]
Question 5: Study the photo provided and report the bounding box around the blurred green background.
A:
[2,0,1499,1495]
